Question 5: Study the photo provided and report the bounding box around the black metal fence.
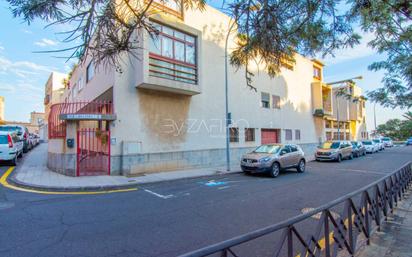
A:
[179,162,412,257]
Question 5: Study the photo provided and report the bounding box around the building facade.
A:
[42,72,66,141]
[46,2,366,177]
[0,96,4,122]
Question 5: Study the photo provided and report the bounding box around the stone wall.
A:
[47,152,76,176]
[111,142,319,176]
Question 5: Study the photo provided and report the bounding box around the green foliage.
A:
[376,118,412,141]
[5,0,412,107]
[349,0,412,108]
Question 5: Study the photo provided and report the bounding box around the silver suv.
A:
[315,140,353,162]
[241,144,306,178]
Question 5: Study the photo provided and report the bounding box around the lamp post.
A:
[224,19,236,172]
[326,76,363,141]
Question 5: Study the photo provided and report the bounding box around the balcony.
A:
[137,54,201,96]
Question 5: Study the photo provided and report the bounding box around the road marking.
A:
[201,180,227,187]
[0,167,138,195]
[144,189,174,199]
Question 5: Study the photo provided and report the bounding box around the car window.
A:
[290,145,298,152]
[279,146,290,154]
[0,135,8,144]
[362,141,372,145]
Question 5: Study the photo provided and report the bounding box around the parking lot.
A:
[0,145,410,257]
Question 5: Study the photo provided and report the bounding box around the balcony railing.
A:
[59,100,113,115]
[149,54,197,85]
[48,101,114,139]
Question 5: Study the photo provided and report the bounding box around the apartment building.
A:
[46,2,344,176]
[331,83,368,140]
[42,72,66,141]
[0,96,4,122]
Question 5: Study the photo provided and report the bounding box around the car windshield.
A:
[362,141,372,145]
[351,142,358,146]
[319,142,340,149]
[373,139,380,143]
[382,137,390,141]
[0,135,8,144]
[253,145,281,154]
[0,126,21,132]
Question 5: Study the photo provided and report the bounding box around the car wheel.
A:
[336,154,342,163]
[18,151,23,158]
[270,162,280,178]
[297,159,305,173]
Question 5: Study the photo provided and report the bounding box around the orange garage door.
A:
[261,129,279,144]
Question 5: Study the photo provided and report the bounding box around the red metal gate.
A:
[261,129,279,144]
[77,128,110,176]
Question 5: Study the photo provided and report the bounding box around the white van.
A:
[0,131,23,166]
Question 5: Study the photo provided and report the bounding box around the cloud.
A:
[0,56,56,78]
[34,38,59,47]
[22,29,33,34]
[319,32,378,65]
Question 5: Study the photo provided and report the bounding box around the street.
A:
[0,146,411,257]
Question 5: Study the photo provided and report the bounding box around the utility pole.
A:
[374,102,377,131]
[224,19,236,172]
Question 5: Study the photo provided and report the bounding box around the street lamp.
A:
[326,76,363,140]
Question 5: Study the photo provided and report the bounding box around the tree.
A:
[403,111,412,121]
[349,0,412,109]
[5,0,411,103]
[376,118,412,141]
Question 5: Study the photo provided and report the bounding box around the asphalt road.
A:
[0,146,411,257]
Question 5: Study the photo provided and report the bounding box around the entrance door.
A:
[77,128,110,176]
[261,129,279,144]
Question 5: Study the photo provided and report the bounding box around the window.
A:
[149,22,197,84]
[245,128,255,142]
[289,145,298,152]
[295,129,301,140]
[230,127,239,142]
[325,120,332,128]
[285,129,292,140]
[78,77,84,91]
[261,92,270,108]
[313,66,321,79]
[86,61,94,83]
[272,95,280,109]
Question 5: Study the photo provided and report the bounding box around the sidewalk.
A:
[9,143,241,191]
[356,190,412,257]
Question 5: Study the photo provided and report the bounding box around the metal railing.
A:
[179,162,412,257]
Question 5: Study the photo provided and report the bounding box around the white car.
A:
[362,140,379,153]
[372,138,385,151]
[0,131,23,166]
[381,137,393,147]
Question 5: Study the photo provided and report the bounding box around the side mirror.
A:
[280,150,287,155]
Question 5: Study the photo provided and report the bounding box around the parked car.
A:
[381,137,393,148]
[0,131,23,166]
[0,125,30,153]
[351,141,366,157]
[372,138,385,151]
[29,133,39,147]
[362,140,379,153]
[241,144,306,177]
[315,140,353,162]
[406,137,412,146]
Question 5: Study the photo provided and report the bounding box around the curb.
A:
[7,164,243,193]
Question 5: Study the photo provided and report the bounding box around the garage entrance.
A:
[261,129,280,144]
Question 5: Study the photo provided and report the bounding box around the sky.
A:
[0,1,407,130]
